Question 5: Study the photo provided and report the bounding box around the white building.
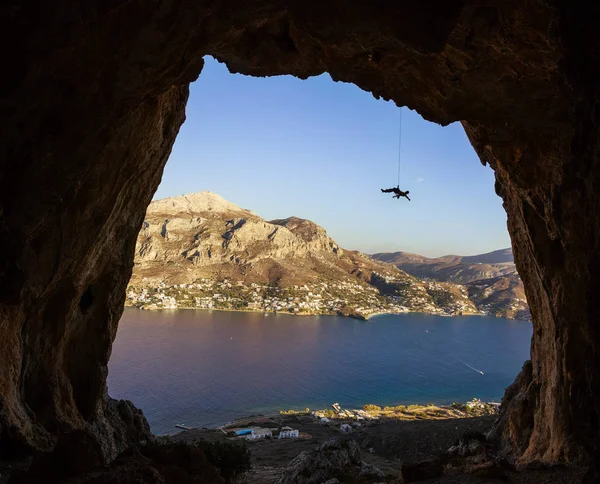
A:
[245,428,272,440]
[278,426,299,439]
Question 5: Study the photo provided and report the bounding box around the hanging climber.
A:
[381,107,410,201]
[381,186,411,201]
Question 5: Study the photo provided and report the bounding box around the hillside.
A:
[467,273,530,321]
[461,248,514,265]
[372,248,529,320]
[371,249,517,285]
[134,192,402,288]
[128,192,528,320]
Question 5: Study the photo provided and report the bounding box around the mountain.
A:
[128,192,528,320]
[372,248,529,320]
[134,192,398,287]
[372,249,516,285]
[461,248,514,265]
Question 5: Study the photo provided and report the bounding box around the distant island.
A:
[126,192,530,321]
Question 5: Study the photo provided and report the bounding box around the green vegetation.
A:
[363,404,381,412]
[319,409,337,418]
[452,400,497,416]
[279,408,310,415]
[383,405,407,412]
[427,288,454,307]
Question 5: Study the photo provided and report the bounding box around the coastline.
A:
[170,398,501,435]
[123,304,520,322]
[126,304,348,319]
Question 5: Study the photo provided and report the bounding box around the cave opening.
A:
[2,1,600,482]
[107,55,529,440]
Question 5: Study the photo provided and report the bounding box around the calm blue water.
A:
[108,309,532,435]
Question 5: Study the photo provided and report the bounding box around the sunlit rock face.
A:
[1,0,599,479]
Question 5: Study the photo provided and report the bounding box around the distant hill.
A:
[372,249,516,285]
[372,247,529,320]
[129,192,529,321]
[461,248,514,265]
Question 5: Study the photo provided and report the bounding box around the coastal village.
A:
[128,192,530,322]
[171,399,502,483]
[177,399,499,445]
[126,274,483,320]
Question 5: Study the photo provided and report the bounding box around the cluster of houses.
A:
[465,398,500,412]
[233,426,299,441]
[126,278,411,316]
[125,274,480,317]
[322,403,377,420]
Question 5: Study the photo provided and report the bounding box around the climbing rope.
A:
[397,107,402,187]
[380,107,410,201]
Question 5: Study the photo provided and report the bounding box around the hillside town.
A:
[125,274,482,319]
[126,192,531,321]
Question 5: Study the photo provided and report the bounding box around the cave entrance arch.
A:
[109,57,526,436]
[2,0,599,477]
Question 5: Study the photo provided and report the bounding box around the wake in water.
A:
[455,358,485,375]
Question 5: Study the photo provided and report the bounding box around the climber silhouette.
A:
[381,186,410,201]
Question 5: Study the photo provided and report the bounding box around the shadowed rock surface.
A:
[275,438,361,484]
[13,441,225,484]
[2,0,600,482]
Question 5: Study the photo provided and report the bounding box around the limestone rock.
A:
[318,438,361,468]
[147,192,254,218]
[93,398,153,461]
[275,438,361,484]
[130,192,485,317]
[487,361,535,458]
[276,451,335,484]
[133,193,356,286]
[2,0,600,480]
[359,461,385,479]
[447,431,488,458]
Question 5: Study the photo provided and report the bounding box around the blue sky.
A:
[155,57,510,258]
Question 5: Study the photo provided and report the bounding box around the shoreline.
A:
[124,304,530,322]
[169,398,501,435]
[126,305,352,319]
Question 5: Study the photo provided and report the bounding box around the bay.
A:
[108,309,532,435]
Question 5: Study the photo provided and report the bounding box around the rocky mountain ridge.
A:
[372,249,516,285]
[129,192,529,320]
[135,192,369,287]
[372,248,529,320]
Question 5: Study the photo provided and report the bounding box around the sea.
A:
[107,309,532,435]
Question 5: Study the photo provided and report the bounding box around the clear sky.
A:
[154,57,510,258]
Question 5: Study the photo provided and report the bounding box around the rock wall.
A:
[2,0,599,477]
[1,4,194,457]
